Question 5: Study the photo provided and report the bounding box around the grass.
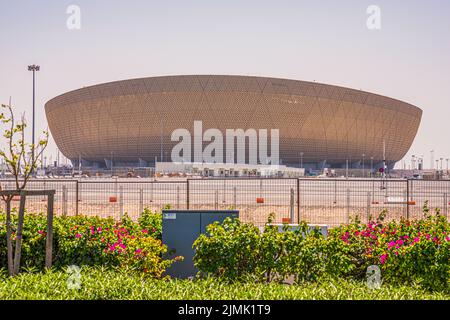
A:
[0,267,449,300]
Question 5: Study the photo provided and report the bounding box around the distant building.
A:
[155,162,305,178]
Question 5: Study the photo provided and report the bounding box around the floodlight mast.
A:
[28,64,40,173]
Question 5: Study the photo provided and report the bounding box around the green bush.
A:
[137,208,162,240]
[193,208,450,291]
[315,207,450,291]
[193,216,334,283]
[193,217,261,280]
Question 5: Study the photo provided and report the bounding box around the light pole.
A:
[299,152,304,169]
[446,158,449,174]
[440,158,444,170]
[28,64,40,169]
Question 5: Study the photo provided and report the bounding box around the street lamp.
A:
[28,64,40,169]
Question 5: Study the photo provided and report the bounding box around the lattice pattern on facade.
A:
[45,75,422,168]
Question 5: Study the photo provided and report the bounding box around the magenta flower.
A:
[388,241,396,248]
[75,233,82,238]
[380,254,388,264]
[135,248,142,254]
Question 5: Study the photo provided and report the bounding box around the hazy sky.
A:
[1,0,449,169]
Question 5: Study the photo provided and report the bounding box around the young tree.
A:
[0,101,48,275]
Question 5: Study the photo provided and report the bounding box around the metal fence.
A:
[1,178,450,227]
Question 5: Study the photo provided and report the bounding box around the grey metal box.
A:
[162,210,239,278]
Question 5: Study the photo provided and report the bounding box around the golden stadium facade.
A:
[44,75,422,170]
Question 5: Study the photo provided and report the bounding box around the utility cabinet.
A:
[162,209,239,278]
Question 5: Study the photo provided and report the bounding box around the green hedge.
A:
[1,267,449,300]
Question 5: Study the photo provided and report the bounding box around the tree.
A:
[0,101,48,275]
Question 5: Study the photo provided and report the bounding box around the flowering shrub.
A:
[0,210,176,278]
[331,205,450,291]
[194,206,450,291]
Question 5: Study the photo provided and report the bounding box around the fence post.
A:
[214,190,218,210]
[259,179,263,198]
[366,191,371,223]
[62,185,67,217]
[297,178,300,223]
[233,186,237,209]
[290,188,295,223]
[223,179,226,203]
[346,188,350,224]
[176,185,180,209]
[75,180,79,216]
[119,186,123,219]
[406,180,410,220]
[139,188,143,216]
[444,193,448,220]
[186,179,190,209]
[150,182,153,203]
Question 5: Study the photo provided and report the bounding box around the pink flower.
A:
[97,227,102,233]
[413,237,420,243]
[388,241,396,248]
[75,233,82,238]
[141,229,149,234]
[396,239,404,246]
[135,248,142,254]
[119,243,126,249]
[380,254,388,264]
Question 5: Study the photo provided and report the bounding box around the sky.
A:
[0,0,449,169]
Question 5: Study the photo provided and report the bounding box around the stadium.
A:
[45,75,422,171]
